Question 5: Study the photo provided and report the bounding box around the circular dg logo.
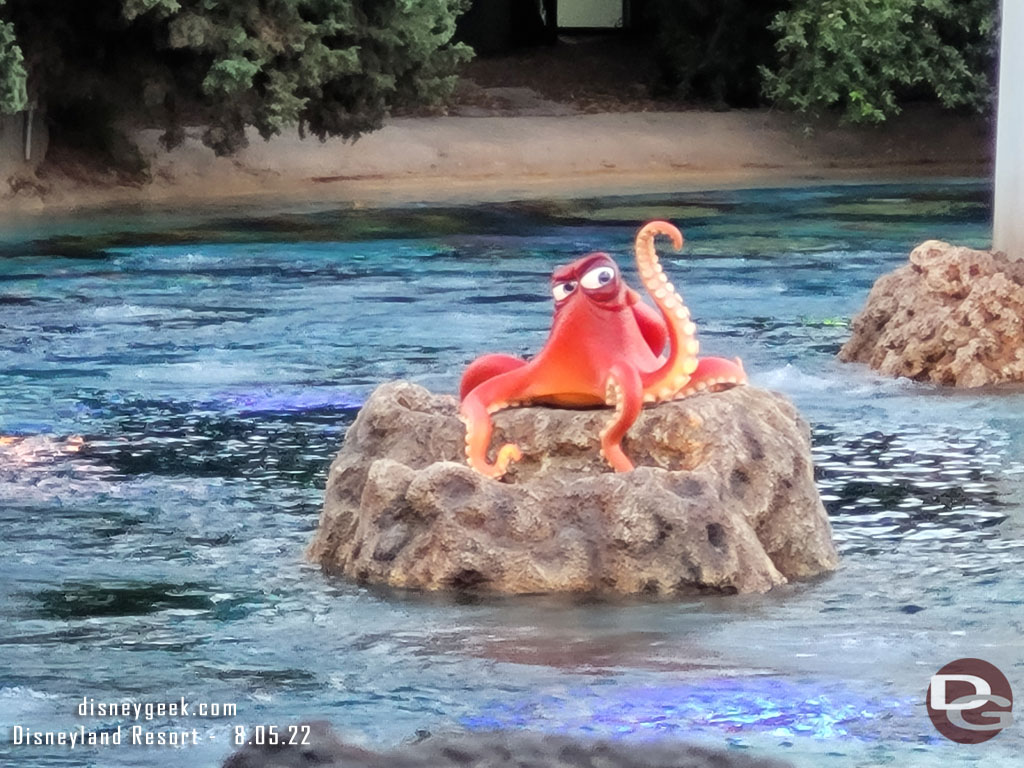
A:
[927,658,1014,743]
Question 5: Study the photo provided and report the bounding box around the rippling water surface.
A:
[1,182,1022,767]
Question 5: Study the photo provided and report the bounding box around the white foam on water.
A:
[92,304,181,319]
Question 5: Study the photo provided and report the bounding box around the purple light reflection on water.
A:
[462,678,923,744]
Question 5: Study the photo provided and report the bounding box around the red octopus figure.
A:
[459,220,747,478]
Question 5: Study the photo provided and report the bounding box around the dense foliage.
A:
[762,0,997,122]
[1,0,470,155]
[638,0,997,121]
[0,0,26,114]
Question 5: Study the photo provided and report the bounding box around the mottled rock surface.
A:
[308,380,836,596]
[223,725,793,768]
[839,240,1024,387]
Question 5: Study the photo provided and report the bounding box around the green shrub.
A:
[762,0,997,123]
[0,0,26,113]
[1,0,471,155]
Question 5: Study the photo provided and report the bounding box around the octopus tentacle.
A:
[598,363,643,472]
[677,356,748,396]
[627,287,670,357]
[459,368,529,479]
[633,221,700,402]
[459,353,527,400]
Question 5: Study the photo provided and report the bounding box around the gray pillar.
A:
[23,106,34,162]
[994,1,1024,258]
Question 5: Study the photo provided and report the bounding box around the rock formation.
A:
[308,381,836,596]
[840,240,1024,387]
[223,724,793,768]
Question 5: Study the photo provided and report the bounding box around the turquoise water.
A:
[1,182,1022,767]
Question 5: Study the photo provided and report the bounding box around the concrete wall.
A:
[0,110,48,180]
[994,0,1023,259]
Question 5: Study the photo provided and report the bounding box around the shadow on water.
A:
[812,426,1011,554]
[75,397,358,485]
[33,583,218,619]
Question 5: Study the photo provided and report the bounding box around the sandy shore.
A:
[4,108,993,217]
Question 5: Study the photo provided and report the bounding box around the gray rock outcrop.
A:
[308,381,836,596]
[839,240,1024,387]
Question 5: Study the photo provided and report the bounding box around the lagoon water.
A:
[1,182,1022,767]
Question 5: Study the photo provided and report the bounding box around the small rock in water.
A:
[223,726,794,768]
[308,381,837,596]
[840,240,1024,387]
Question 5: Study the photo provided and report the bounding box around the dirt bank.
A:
[4,107,992,216]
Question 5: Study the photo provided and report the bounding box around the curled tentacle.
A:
[459,371,527,479]
[460,398,522,479]
[598,363,643,472]
[634,221,699,402]
[677,356,748,396]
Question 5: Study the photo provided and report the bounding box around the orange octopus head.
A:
[550,253,626,311]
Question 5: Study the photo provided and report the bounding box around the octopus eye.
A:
[580,266,616,290]
[552,281,577,302]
